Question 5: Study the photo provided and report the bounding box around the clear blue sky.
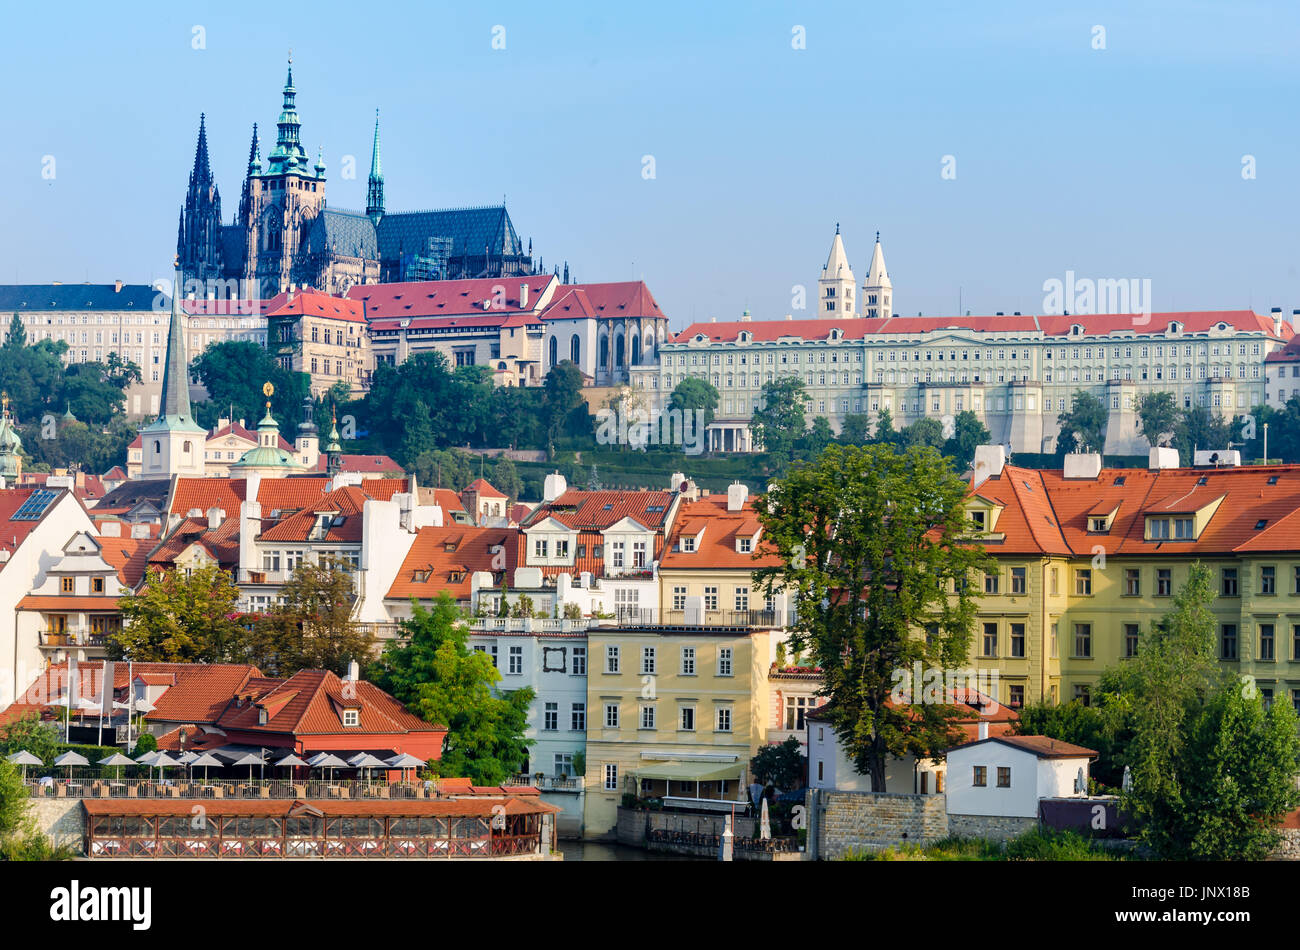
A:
[0,1,1296,331]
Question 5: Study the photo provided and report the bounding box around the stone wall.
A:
[947,813,1038,842]
[816,791,948,859]
[29,797,86,853]
[1273,829,1300,860]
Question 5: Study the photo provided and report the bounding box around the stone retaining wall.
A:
[947,813,1038,842]
[29,798,86,853]
[817,791,948,859]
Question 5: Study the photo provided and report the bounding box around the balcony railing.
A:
[504,774,584,792]
[38,629,110,648]
[471,618,592,634]
[612,607,792,630]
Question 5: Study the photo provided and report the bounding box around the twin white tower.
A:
[818,225,892,319]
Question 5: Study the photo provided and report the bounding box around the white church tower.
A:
[863,232,892,318]
[138,268,206,479]
[818,224,857,317]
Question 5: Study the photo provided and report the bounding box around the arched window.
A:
[599,336,609,368]
[153,440,161,455]
[182,441,192,455]
[631,334,641,366]
[570,334,581,364]
[548,336,558,368]
[616,336,625,368]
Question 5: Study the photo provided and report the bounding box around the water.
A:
[557,840,705,861]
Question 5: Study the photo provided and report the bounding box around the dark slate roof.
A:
[97,479,171,511]
[305,209,379,260]
[375,206,524,263]
[0,284,163,312]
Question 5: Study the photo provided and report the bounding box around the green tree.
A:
[247,558,373,676]
[1055,390,1107,455]
[0,757,73,860]
[1135,391,1178,449]
[190,340,311,430]
[1014,700,1131,789]
[668,377,720,431]
[1112,562,1300,858]
[800,416,834,459]
[542,360,593,446]
[873,406,898,445]
[943,410,991,473]
[492,456,524,506]
[838,413,872,445]
[367,593,534,784]
[1171,406,1236,465]
[112,565,245,663]
[902,417,945,450]
[754,443,990,790]
[751,377,809,467]
[750,736,807,790]
[0,715,59,763]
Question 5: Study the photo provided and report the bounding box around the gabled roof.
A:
[0,486,71,569]
[659,495,782,570]
[522,489,674,532]
[348,274,554,320]
[465,478,506,498]
[386,525,517,601]
[256,485,371,543]
[541,281,666,322]
[948,735,1097,759]
[265,287,365,323]
[216,669,441,735]
[98,537,153,588]
[311,454,404,475]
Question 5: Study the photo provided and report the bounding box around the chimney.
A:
[1062,453,1103,480]
[346,660,360,682]
[206,506,226,530]
[1148,447,1179,470]
[543,471,567,503]
[519,282,529,309]
[114,280,123,293]
[978,720,989,740]
[1272,306,1283,336]
[99,521,121,538]
[669,472,686,493]
[972,444,1007,488]
[726,481,748,511]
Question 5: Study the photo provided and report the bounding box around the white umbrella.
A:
[348,752,388,785]
[308,752,347,782]
[134,751,160,766]
[7,749,43,781]
[52,750,89,782]
[151,751,181,769]
[98,752,134,781]
[229,751,266,782]
[760,797,771,840]
[189,752,222,782]
[176,751,200,764]
[385,752,425,784]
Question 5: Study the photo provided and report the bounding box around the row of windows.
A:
[602,644,734,676]
[600,703,733,733]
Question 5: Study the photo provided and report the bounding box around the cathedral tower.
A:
[177,114,225,291]
[237,56,328,299]
[366,109,384,226]
[818,224,856,317]
[863,232,892,319]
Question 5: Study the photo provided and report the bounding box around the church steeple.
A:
[267,54,309,174]
[863,232,892,319]
[818,224,856,317]
[177,114,224,286]
[138,262,206,480]
[366,109,384,225]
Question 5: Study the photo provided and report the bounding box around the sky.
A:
[0,1,1296,332]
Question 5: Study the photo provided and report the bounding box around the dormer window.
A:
[258,708,267,725]
[682,536,696,552]
[970,510,986,531]
[1089,517,1109,533]
[343,709,359,727]
[92,577,105,594]
[738,537,752,553]
[412,569,431,583]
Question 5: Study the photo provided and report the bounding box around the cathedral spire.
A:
[191,113,213,187]
[247,122,261,173]
[366,109,384,224]
[862,233,893,319]
[158,263,199,427]
[268,53,307,173]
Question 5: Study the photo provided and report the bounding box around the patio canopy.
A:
[635,761,744,783]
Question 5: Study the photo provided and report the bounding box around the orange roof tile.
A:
[387,525,518,601]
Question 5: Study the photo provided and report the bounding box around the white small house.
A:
[945,736,1096,819]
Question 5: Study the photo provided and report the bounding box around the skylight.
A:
[1256,519,1268,530]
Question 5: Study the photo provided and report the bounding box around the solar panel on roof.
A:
[11,489,59,521]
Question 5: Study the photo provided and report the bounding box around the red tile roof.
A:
[387,525,518,601]
[82,795,559,818]
[311,454,404,475]
[265,288,365,323]
[98,537,152,588]
[16,595,122,612]
[349,276,555,319]
[953,735,1097,759]
[215,669,441,736]
[256,485,371,543]
[0,486,69,569]
[524,489,674,532]
[971,462,1300,557]
[659,495,781,570]
[542,281,666,322]
[465,478,505,498]
[674,310,1289,345]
